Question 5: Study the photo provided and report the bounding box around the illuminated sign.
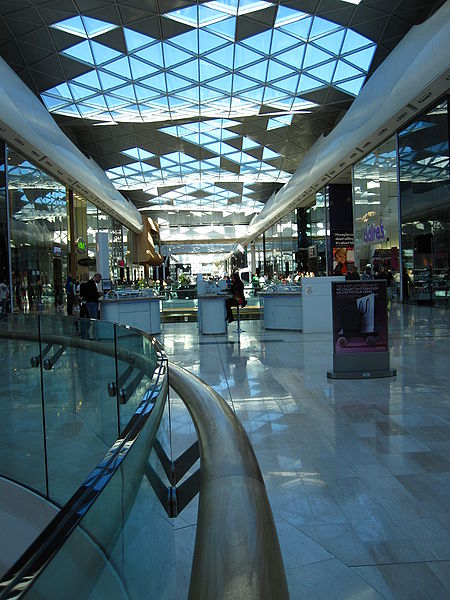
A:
[76,237,87,254]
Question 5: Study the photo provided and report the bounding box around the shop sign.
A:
[364,219,385,243]
[76,237,87,254]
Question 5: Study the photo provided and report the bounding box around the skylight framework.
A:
[43,7,376,123]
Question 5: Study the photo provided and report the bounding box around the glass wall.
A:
[0,142,9,307]
[398,99,449,304]
[8,148,68,311]
[306,190,329,275]
[353,135,400,285]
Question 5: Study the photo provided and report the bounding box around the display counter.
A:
[301,276,345,333]
[101,292,162,335]
[198,294,227,334]
[260,291,302,330]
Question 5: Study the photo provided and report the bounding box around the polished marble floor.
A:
[160,302,450,600]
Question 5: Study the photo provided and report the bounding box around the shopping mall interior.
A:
[0,1,449,598]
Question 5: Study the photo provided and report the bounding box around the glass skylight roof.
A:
[41,4,377,211]
[43,7,376,123]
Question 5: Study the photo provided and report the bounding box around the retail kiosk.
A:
[260,287,303,330]
[101,290,162,335]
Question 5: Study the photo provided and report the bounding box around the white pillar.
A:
[96,232,109,278]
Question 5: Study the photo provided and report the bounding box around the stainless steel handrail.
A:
[169,362,289,600]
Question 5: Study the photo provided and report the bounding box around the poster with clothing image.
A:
[331,281,388,354]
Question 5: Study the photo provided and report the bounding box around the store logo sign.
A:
[76,237,87,254]
[364,219,385,243]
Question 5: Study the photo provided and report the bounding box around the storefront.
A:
[352,95,449,305]
[0,141,134,312]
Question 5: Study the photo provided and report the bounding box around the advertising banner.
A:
[331,232,354,276]
[331,281,388,354]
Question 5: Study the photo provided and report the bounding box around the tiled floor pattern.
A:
[161,302,450,599]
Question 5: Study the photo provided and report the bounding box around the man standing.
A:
[80,273,103,338]
[0,280,9,317]
[80,273,103,319]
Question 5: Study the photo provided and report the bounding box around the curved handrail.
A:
[168,362,289,600]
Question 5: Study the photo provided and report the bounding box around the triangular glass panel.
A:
[105,94,127,108]
[209,74,233,93]
[240,60,268,81]
[68,82,93,100]
[90,41,123,66]
[41,94,68,110]
[62,41,95,65]
[271,30,300,54]
[207,46,234,69]
[274,6,308,28]
[199,59,228,80]
[239,88,264,102]
[310,17,340,40]
[84,94,108,109]
[77,104,100,117]
[111,85,136,100]
[333,60,364,82]
[103,56,132,79]
[199,30,227,54]
[263,87,286,102]
[50,82,73,100]
[164,5,198,27]
[166,73,192,94]
[267,59,295,82]
[163,43,192,68]
[341,29,372,54]
[98,71,127,90]
[298,74,322,93]
[141,72,167,92]
[52,16,86,38]
[273,73,299,94]
[72,70,102,90]
[262,147,279,160]
[130,57,158,80]
[200,86,224,101]
[135,43,164,68]
[303,45,333,69]
[232,74,257,92]
[335,76,365,96]
[280,17,312,41]
[275,45,305,70]
[124,28,155,53]
[204,16,236,41]
[198,5,229,26]
[172,60,199,83]
[176,86,200,101]
[344,46,375,71]
[240,30,272,56]
[307,60,336,83]
[234,44,263,69]
[316,30,345,55]
[170,30,199,54]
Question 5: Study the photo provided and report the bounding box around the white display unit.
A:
[101,296,162,335]
[261,291,303,330]
[301,276,345,333]
[198,295,227,334]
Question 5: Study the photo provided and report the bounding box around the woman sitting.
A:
[226,272,246,323]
